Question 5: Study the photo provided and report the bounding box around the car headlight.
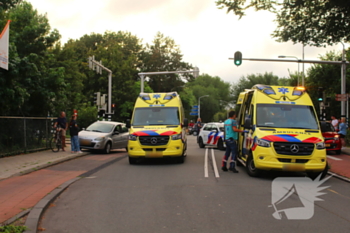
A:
[334,135,339,141]
[257,138,270,147]
[95,137,105,141]
[129,134,137,141]
[171,134,182,140]
[316,142,325,149]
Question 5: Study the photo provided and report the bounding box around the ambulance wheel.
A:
[307,162,329,180]
[217,139,225,150]
[176,156,185,164]
[129,156,137,165]
[198,137,205,148]
[246,153,261,177]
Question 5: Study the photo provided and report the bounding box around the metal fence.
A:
[0,117,56,158]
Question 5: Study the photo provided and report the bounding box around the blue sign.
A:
[190,112,198,116]
[191,108,198,112]
[192,105,198,109]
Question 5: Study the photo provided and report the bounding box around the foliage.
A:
[216,0,350,46]
[140,32,194,92]
[306,50,349,118]
[231,72,280,101]
[187,74,233,123]
[0,1,63,116]
[0,225,27,233]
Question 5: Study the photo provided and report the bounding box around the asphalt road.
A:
[40,136,350,233]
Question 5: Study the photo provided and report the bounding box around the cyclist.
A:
[53,111,68,152]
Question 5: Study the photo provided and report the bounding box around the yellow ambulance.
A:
[126,92,188,164]
[236,84,328,179]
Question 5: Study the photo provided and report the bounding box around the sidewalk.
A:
[0,145,349,227]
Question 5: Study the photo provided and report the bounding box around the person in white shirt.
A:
[331,116,339,131]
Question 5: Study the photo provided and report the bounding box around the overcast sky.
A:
[27,0,343,84]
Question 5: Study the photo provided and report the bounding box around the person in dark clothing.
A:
[53,111,68,151]
[195,118,203,142]
[69,114,82,153]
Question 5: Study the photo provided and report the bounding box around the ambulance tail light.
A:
[257,138,271,147]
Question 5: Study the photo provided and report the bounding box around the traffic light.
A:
[318,87,324,102]
[111,103,116,112]
[234,51,242,66]
[93,92,101,106]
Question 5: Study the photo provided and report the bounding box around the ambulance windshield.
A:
[256,104,319,129]
[132,107,180,126]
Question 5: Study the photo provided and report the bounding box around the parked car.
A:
[79,121,129,154]
[197,122,225,150]
[320,121,341,154]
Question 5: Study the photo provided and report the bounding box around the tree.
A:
[231,72,280,101]
[140,32,194,92]
[216,0,350,46]
[306,50,349,118]
[0,1,64,116]
[187,74,233,122]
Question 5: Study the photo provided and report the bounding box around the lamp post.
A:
[198,95,209,119]
[278,55,300,85]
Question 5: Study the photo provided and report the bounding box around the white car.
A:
[198,122,225,150]
[79,121,129,153]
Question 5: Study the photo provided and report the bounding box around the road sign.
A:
[192,105,198,109]
[190,112,198,116]
[191,108,198,112]
[336,94,348,101]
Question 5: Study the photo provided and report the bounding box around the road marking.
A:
[327,155,342,161]
[204,148,208,177]
[211,148,220,178]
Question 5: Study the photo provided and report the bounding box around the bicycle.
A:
[50,127,62,152]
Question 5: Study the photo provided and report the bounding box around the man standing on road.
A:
[222,110,247,173]
[54,111,68,152]
[331,116,339,131]
[338,118,347,148]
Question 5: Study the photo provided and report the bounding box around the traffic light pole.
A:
[138,67,199,93]
[88,56,113,115]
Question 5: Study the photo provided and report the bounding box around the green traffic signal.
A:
[318,87,324,102]
[234,51,242,66]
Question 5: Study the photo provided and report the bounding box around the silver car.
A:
[79,121,129,154]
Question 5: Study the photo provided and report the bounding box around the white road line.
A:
[204,148,209,177]
[327,155,342,161]
[211,148,220,178]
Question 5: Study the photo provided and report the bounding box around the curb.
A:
[1,152,89,181]
[23,154,127,233]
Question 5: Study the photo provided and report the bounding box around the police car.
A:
[198,122,225,150]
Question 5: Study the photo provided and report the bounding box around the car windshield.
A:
[217,124,224,132]
[256,104,319,129]
[86,122,114,133]
[320,122,335,132]
[132,107,180,126]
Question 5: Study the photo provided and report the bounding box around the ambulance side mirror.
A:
[244,117,252,129]
[126,119,131,128]
[183,118,188,127]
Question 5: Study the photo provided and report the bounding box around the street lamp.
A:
[278,55,300,86]
[198,95,209,119]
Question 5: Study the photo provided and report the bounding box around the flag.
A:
[0,20,10,70]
